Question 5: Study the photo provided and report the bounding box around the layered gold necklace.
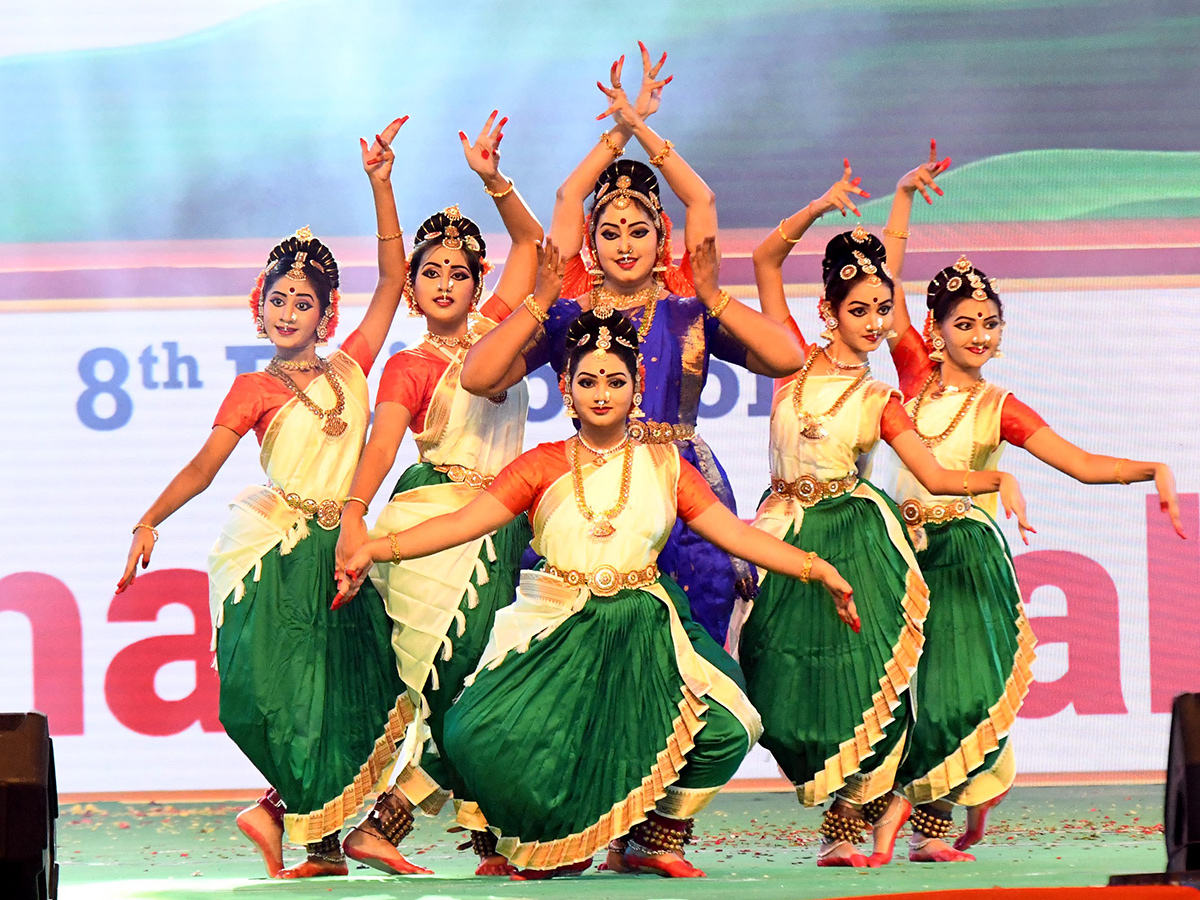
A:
[424,330,474,352]
[590,282,660,340]
[791,346,868,441]
[911,371,986,447]
[266,358,348,438]
[270,355,324,372]
[571,435,634,539]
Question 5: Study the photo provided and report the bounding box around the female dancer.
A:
[877,153,1186,861]
[333,112,542,877]
[738,193,1031,868]
[337,285,856,879]
[117,119,409,878]
[460,47,805,644]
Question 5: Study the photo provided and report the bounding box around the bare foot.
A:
[956,788,1009,851]
[624,847,705,878]
[598,839,634,873]
[475,853,518,876]
[342,825,433,875]
[866,794,912,867]
[276,855,349,878]
[910,836,976,862]
[235,803,283,877]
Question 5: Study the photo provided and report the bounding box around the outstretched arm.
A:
[335,402,414,571]
[884,140,950,348]
[459,111,544,312]
[690,236,804,376]
[688,502,859,630]
[460,238,565,395]
[548,46,670,256]
[355,116,409,359]
[334,492,516,605]
[890,428,1035,543]
[1022,427,1185,538]
[117,425,241,592]
[753,159,870,326]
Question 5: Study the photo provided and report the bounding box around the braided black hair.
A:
[821,228,894,310]
[926,257,1004,324]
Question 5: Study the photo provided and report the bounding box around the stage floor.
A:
[60,784,1166,899]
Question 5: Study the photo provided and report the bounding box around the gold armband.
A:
[600,131,625,158]
[883,227,910,239]
[648,140,675,168]
[777,218,801,245]
[484,179,515,199]
[132,522,159,542]
[343,496,369,514]
[707,290,733,319]
[388,532,403,565]
[800,551,817,584]
[522,293,549,325]
[376,230,403,241]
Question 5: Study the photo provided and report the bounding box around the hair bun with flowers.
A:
[249,226,341,342]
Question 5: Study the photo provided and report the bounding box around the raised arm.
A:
[687,501,859,630]
[355,116,409,358]
[335,401,414,570]
[1022,427,1185,537]
[883,140,950,347]
[334,492,517,605]
[889,428,1034,543]
[690,235,804,376]
[753,159,870,326]
[458,111,544,313]
[117,425,242,592]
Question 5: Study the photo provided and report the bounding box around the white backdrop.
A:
[2,287,1198,792]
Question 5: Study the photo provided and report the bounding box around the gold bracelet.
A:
[484,179,515,199]
[777,218,801,245]
[600,131,625,158]
[648,140,675,168]
[800,550,817,584]
[132,522,159,542]
[376,230,403,241]
[522,293,549,325]
[1115,459,1129,485]
[963,471,973,497]
[343,496,369,514]
[707,289,733,319]
[883,227,911,239]
[388,532,403,565]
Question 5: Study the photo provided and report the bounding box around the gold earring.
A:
[589,266,604,285]
[404,281,421,317]
[929,335,945,363]
[885,329,898,339]
[563,393,578,419]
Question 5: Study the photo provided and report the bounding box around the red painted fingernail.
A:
[933,186,944,195]
[931,138,937,151]
[498,117,508,128]
[393,116,406,125]
[491,109,498,118]
[925,195,933,204]
[861,191,871,198]
[639,40,646,51]
[851,176,861,185]
[360,137,367,147]
[496,133,504,143]
[481,149,489,160]
[843,158,849,167]
[142,560,149,568]
[459,130,468,139]
[597,81,606,90]
[620,54,625,63]
[663,74,673,84]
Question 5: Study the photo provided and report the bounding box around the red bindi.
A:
[619,218,627,224]
[599,369,606,375]
[443,258,451,265]
[288,287,296,293]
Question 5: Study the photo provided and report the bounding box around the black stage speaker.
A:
[0,713,58,900]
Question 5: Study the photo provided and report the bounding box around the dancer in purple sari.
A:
[461,46,803,641]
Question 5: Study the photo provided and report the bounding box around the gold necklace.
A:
[791,346,868,441]
[590,282,660,341]
[821,345,869,373]
[576,430,630,467]
[266,359,348,438]
[911,372,986,447]
[424,331,474,351]
[571,436,634,539]
[271,355,324,372]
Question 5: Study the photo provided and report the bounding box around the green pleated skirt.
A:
[387,462,531,798]
[442,581,748,868]
[215,521,404,838]
[898,512,1034,806]
[739,484,927,806]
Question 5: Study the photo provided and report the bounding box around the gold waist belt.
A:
[433,464,495,490]
[771,472,859,508]
[627,420,695,444]
[543,562,660,597]
[899,496,973,529]
[270,485,342,530]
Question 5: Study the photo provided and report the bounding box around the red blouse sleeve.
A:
[212,374,267,436]
[784,315,811,354]
[487,442,568,516]
[677,460,721,522]
[337,328,376,376]
[1001,395,1048,448]
[890,326,936,401]
[880,393,916,443]
[376,350,445,428]
[478,293,513,322]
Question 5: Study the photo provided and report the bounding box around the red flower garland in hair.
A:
[248,270,267,336]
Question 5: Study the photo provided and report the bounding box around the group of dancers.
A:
[118,45,1186,880]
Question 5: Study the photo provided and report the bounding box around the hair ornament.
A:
[593,326,612,359]
[952,255,973,273]
[286,251,309,281]
[839,264,857,281]
[946,276,962,292]
[254,226,341,340]
[850,224,870,243]
[413,206,488,259]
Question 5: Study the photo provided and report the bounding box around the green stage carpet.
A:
[60,785,1166,899]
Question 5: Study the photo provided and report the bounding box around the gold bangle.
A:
[600,131,625,158]
[388,532,403,565]
[484,179,515,199]
[707,289,733,319]
[1115,459,1129,485]
[343,496,369,514]
[376,230,403,241]
[522,293,549,325]
[777,218,801,245]
[800,550,817,584]
[963,471,973,497]
[883,227,911,239]
[648,140,675,168]
[132,522,159,542]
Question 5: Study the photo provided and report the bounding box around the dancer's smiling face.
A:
[262,274,323,351]
[934,296,1003,373]
[832,280,894,356]
[594,202,659,291]
[410,245,477,327]
[569,355,635,429]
